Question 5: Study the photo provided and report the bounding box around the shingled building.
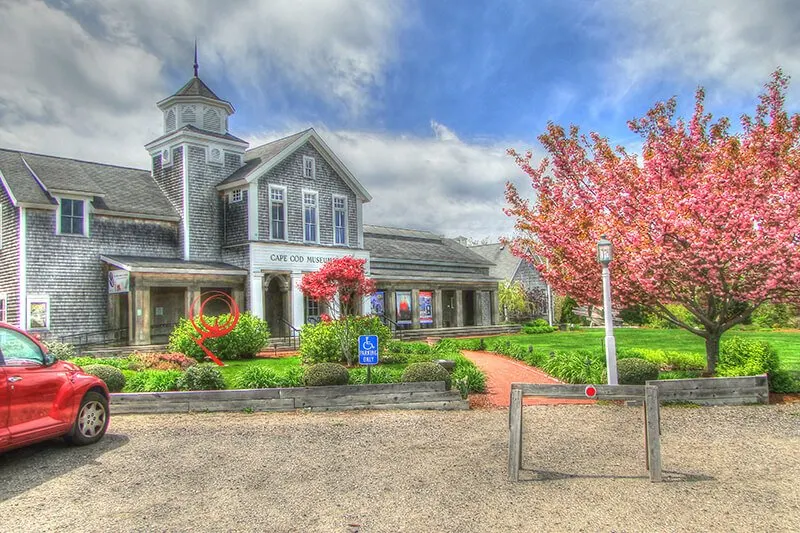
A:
[0,66,501,345]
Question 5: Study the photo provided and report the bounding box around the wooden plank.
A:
[508,389,523,482]
[295,391,459,408]
[308,400,469,412]
[645,385,662,483]
[658,387,767,401]
[280,381,445,399]
[188,398,295,412]
[111,402,190,414]
[510,383,645,400]
[646,376,762,391]
[111,388,282,402]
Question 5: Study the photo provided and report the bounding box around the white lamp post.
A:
[597,235,618,385]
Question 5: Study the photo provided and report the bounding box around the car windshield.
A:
[0,327,43,366]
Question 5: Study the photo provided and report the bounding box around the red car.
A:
[0,322,110,453]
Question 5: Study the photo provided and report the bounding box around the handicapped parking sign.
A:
[358,335,379,365]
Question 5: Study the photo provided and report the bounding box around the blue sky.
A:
[1,0,799,239]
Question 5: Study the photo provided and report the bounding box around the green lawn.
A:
[218,356,301,386]
[502,328,800,371]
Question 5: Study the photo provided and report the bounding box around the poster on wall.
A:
[108,270,130,294]
[396,291,412,324]
[370,291,385,316]
[419,291,433,324]
[28,300,49,329]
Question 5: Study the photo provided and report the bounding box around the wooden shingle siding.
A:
[152,146,185,253]
[257,143,358,247]
[25,210,180,338]
[0,189,19,325]
[224,190,248,245]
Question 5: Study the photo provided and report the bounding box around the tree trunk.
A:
[704,333,721,376]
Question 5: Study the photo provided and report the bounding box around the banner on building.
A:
[108,270,130,294]
[370,291,385,316]
[396,291,412,325]
[419,291,433,324]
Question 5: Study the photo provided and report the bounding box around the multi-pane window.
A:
[303,191,318,242]
[59,199,85,235]
[303,156,315,179]
[270,187,286,240]
[230,189,243,203]
[305,297,320,323]
[333,196,347,245]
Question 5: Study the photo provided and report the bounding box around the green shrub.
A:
[381,351,410,364]
[523,348,547,368]
[658,370,703,380]
[751,303,798,329]
[433,338,460,355]
[278,366,306,388]
[449,338,483,351]
[82,364,126,392]
[451,364,486,393]
[407,352,436,364]
[124,369,182,392]
[176,364,226,391]
[717,337,780,377]
[541,350,607,384]
[43,339,76,360]
[234,366,282,389]
[643,304,699,329]
[304,363,350,386]
[521,320,557,334]
[617,358,660,385]
[168,312,270,361]
[401,362,451,390]
[348,366,403,385]
[768,370,800,393]
[70,356,134,370]
[617,348,705,371]
[299,316,392,365]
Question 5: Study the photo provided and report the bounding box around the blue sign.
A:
[358,335,379,365]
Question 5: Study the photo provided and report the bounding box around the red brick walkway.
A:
[462,350,596,409]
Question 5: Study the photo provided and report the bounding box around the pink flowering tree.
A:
[300,256,376,364]
[505,71,800,373]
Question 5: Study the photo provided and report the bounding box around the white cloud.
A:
[601,0,800,105]
[247,125,529,241]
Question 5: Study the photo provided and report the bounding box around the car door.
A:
[0,362,10,448]
[1,328,72,444]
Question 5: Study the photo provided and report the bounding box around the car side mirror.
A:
[43,352,56,366]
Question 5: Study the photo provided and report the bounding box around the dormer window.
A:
[57,198,88,236]
[303,156,316,179]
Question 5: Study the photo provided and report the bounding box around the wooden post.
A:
[508,388,523,481]
[645,385,662,482]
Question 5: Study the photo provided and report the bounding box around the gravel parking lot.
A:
[1,404,798,532]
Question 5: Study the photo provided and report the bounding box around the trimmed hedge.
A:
[123,369,181,392]
[401,362,451,390]
[176,364,226,391]
[83,364,126,392]
[304,363,350,386]
[617,358,660,385]
[718,337,780,377]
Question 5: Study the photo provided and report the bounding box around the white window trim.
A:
[332,194,349,247]
[230,189,243,203]
[56,196,89,237]
[0,203,3,250]
[161,147,173,168]
[27,294,50,331]
[302,156,316,179]
[0,292,6,323]
[302,189,319,244]
[268,185,288,241]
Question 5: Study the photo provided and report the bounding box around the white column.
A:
[362,295,371,316]
[291,271,305,330]
[602,265,618,385]
[249,273,264,320]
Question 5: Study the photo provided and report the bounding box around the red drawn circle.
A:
[188,291,240,366]
[585,385,597,398]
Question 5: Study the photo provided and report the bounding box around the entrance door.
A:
[264,277,286,338]
[463,290,476,326]
[442,290,457,327]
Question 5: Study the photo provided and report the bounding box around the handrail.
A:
[57,327,129,355]
[376,314,399,337]
[278,318,300,352]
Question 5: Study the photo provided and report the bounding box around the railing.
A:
[277,318,301,352]
[376,314,399,336]
[58,327,129,354]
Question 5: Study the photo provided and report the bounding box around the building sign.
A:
[108,270,130,294]
[370,291,385,316]
[251,244,370,273]
[396,291,412,325]
[419,291,433,324]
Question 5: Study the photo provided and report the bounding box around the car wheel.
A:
[65,391,110,446]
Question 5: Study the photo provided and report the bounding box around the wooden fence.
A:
[507,375,769,484]
[110,381,468,414]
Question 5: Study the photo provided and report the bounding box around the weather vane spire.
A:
[193,39,199,78]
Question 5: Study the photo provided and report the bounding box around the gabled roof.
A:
[0,148,178,220]
[217,128,372,202]
[470,243,522,280]
[364,225,494,267]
